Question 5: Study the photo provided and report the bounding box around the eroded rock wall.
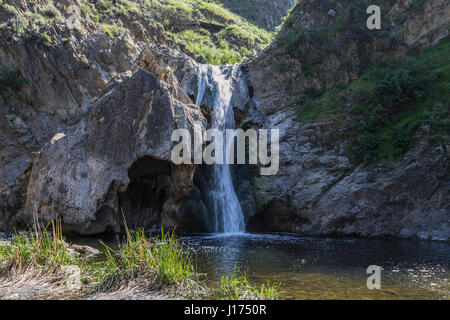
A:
[245,0,450,240]
[24,70,206,235]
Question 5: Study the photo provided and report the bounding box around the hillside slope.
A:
[0,0,277,65]
[220,0,296,30]
[244,0,449,239]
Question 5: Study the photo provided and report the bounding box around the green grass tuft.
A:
[216,267,279,300]
[100,229,194,285]
[1,226,281,299]
[0,225,79,269]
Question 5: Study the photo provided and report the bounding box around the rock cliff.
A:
[0,0,448,240]
[24,69,206,234]
[244,0,449,240]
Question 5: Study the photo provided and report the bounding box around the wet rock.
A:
[69,245,100,258]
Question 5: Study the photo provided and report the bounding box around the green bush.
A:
[41,2,61,20]
[0,67,27,92]
[352,134,382,164]
[375,69,430,112]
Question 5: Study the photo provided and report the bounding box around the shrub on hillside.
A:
[0,67,27,93]
[375,69,430,112]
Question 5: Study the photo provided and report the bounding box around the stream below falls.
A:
[182,233,449,300]
[73,232,450,299]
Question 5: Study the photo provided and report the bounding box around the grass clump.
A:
[100,230,194,286]
[40,1,61,20]
[168,29,242,65]
[0,224,79,270]
[216,267,279,300]
[1,225,281,299]
[101,23,122,38]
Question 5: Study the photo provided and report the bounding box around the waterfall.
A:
[196,64,245,234]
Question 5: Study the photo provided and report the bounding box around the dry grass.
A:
[0,222,278,300]
[0,266,81,300]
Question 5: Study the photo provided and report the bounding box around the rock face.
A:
[221,0,296,30]
[1,0,449,240]
[0,32,142,230]
[245,0,450,110]
[244,0,450,240]
[247,113,449,240]
[24,70,207,235]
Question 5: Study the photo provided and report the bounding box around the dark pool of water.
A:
[181,233,450,300]
[69,232,449,299]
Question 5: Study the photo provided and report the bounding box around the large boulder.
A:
[24,70,207,235]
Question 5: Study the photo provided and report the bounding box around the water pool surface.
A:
[181,233,450,300]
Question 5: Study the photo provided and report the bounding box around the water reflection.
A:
[182,233,450,300]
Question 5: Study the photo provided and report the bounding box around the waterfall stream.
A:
[196,65,245,234]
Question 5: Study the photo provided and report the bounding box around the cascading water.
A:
[196,64,245,234]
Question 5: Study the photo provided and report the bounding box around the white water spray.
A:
[196,64,245,234]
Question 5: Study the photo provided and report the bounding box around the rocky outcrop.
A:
[245,0,450,113]
[0,0,266,232]
[245,0,450,240]
[247,112,449,240]
[0,31,142,230]
[221,0,296,30]
[24,70,207,235]
[1,0,449,240]
[390,0,450,47]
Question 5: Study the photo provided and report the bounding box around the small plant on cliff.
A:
[375,69,430,113]
[101,23,122,38]
[0,67,27,93]
[40,1,62,20]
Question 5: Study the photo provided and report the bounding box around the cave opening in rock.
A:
[118,156,172,231]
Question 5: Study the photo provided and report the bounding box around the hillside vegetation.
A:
[220,0,296,30]
[263,0,449,165]
[297,38,449,165]
[0,0,273,65]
